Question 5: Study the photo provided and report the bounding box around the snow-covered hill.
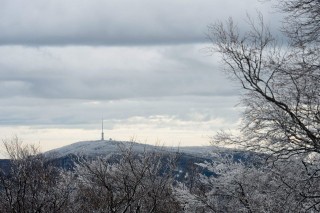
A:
[46,139,220,158]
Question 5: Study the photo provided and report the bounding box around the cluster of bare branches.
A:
[209,3,320,159]
[2,139,320,212]
[177,153,320,212]
[74,145,181,212]
[279,0,320,45]
[204,0,320,211]
[0,138,183,213]
[0,137,74,213]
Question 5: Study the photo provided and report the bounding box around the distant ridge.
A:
[45,140,221,158]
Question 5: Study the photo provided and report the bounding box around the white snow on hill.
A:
[46,139,221,158]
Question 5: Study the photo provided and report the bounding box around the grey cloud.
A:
[0,44,241,128]
[0,45,238,100]
[0,0,278,46]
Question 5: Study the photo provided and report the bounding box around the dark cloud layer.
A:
[0,0,277,46]
[0,45,237,100]
[0,44,240,128]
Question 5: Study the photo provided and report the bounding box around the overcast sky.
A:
[0,0,280,153]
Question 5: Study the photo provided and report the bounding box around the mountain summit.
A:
[46,140,217,158]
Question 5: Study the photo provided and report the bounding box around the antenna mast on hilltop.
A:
[101,116,104,141]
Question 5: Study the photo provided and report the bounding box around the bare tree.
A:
[0,137,74,213]
[209,12,320,159]
[278,0,320,45]
[74,145,182,213]
[205,0,320,210]
[177,153,320,212]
